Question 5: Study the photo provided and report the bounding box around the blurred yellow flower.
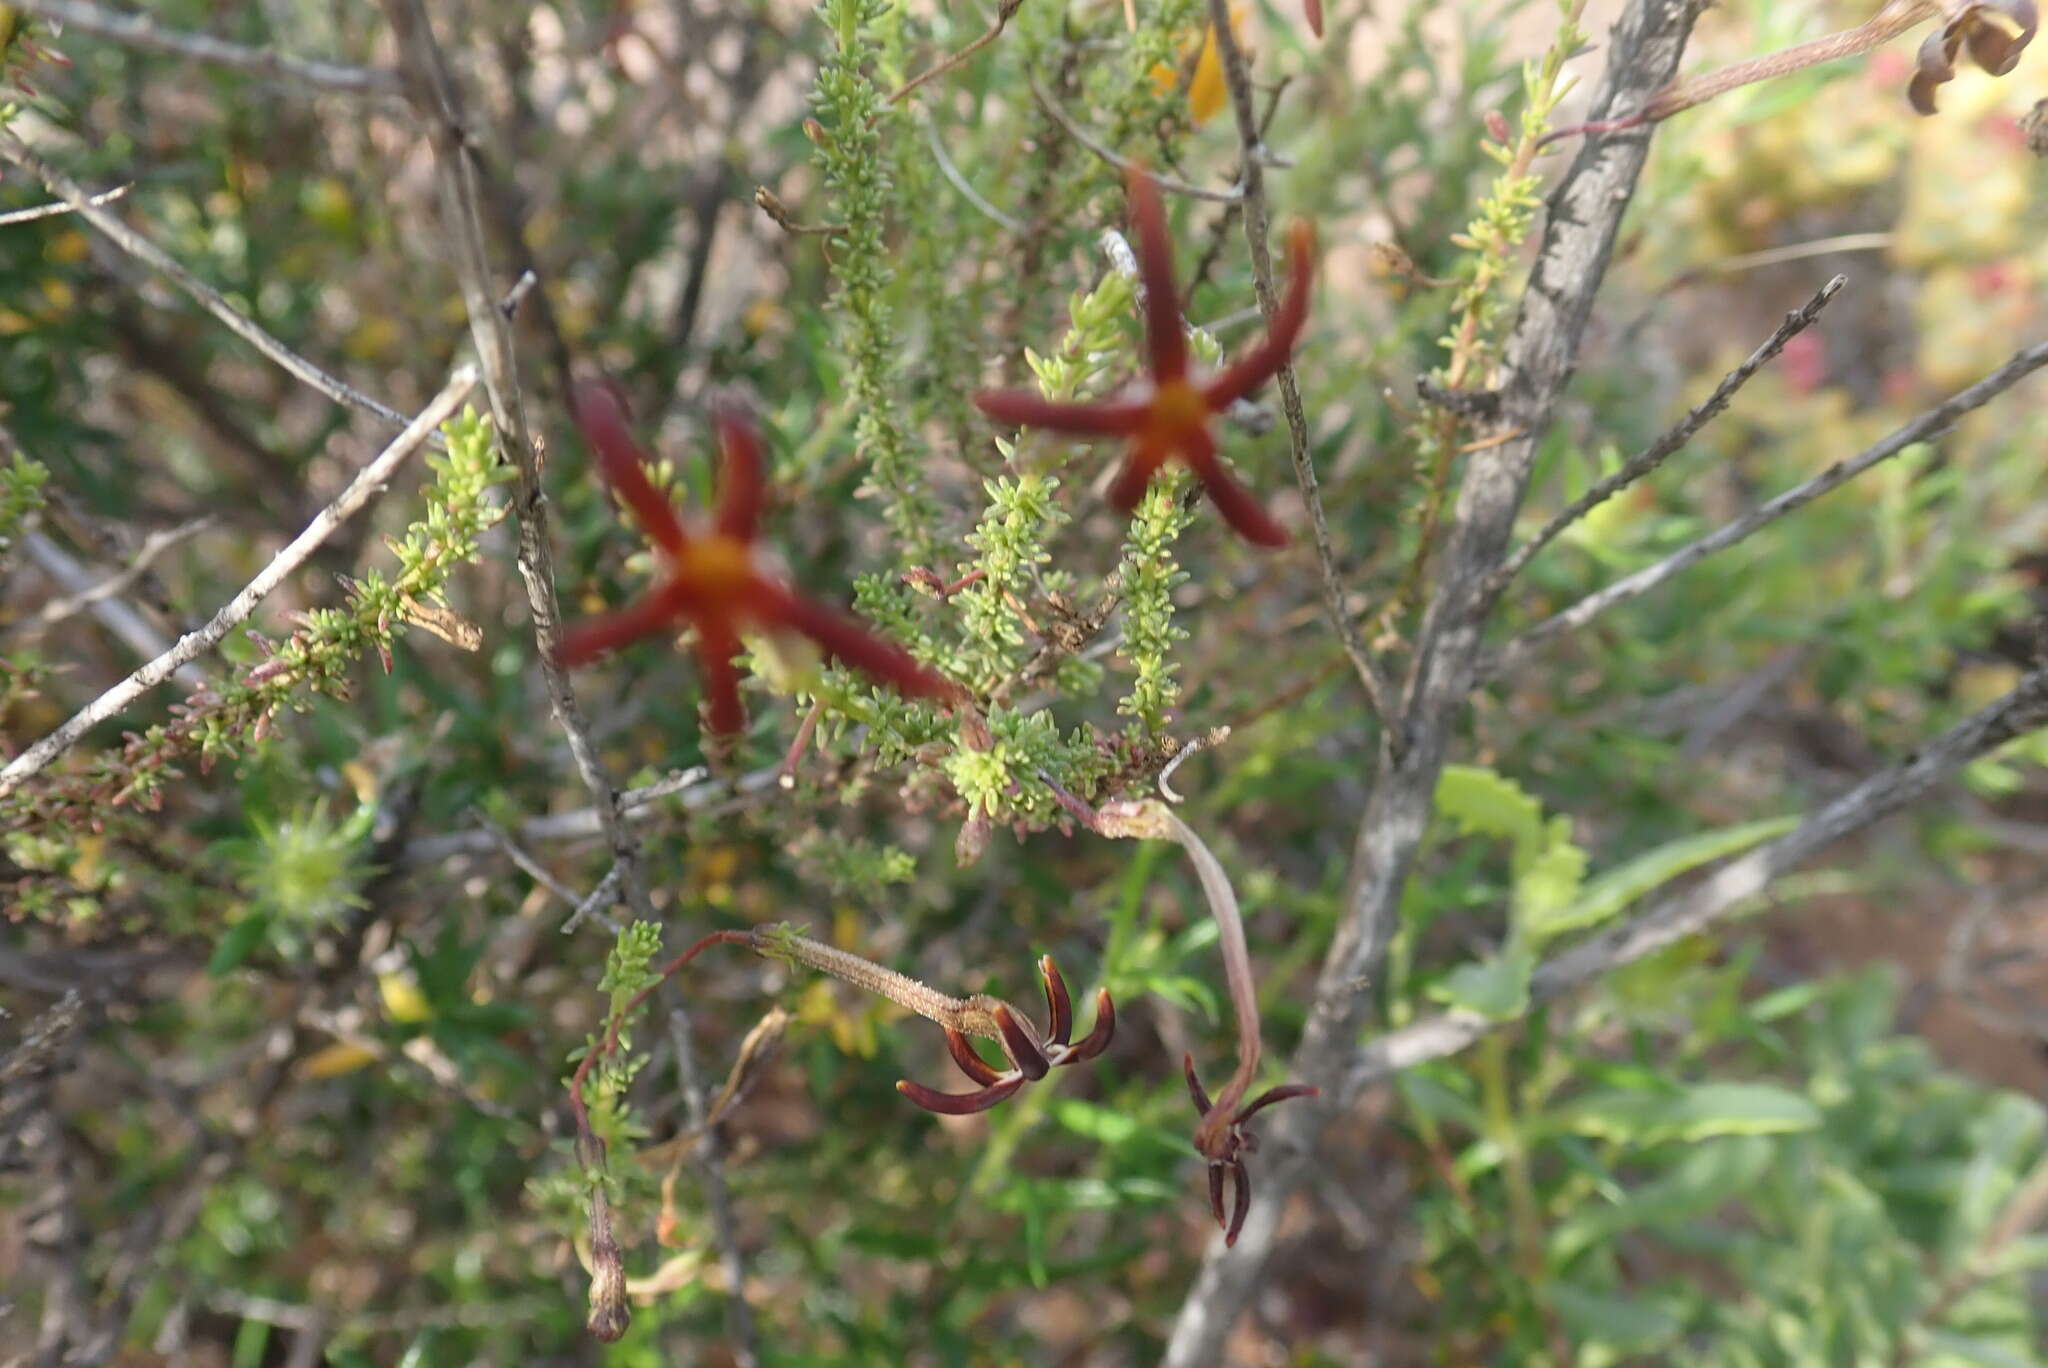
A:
[1147,8,1244,126]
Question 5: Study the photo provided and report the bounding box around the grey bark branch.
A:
[1204,0,1398,735]
[1346,667,2048,1092]
[0,367,476,798]
[1491,336,2048,676]
[1484,273,1847,600]
[377,0,654,923]
[1162,5,1708,1361]
[377,5,756,1354]
[13,0,403,97]
[0,125,420,434]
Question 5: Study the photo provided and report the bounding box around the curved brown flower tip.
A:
[896,957,1114,1114]
[1183,1053,1320,1246]
[971,167,1316,549]
[558,381,959,733]
[1910,1,2037,114]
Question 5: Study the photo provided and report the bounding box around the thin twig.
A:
[752,185,847,237]
[397,765,782,865]
[21,516,213,631]
[923,115,1022,232]
[885,0,1023,106]
[15,529,208,692]
[0,181,130,226]
[377,0,663,932]
[478,814,583,905]
[13,0,403,96]
[0,367,476,798]
[563,864,625,936]
[1203,0,1398,737]
[1027,69,1245,203]
[1162,5,1709,1361]
[0,126,421,434]
[1484,274,1846,599]
[1346,668,2048,1092]
[666,1005,759,1368]
[1493,336,2048,676]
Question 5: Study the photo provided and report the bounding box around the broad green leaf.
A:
[1551,1136,1775,1263]
[1552,1081,1821,1145]
[1545,1283,1681,1352]
[208,912,273,977]
[1514,821,1588,934]
[1047,1099,1182,1153]
[1430,946,1533,1020]
[1436,764,1546,864]
[1923,1331,2043,1368]
[1529,815,1798,939]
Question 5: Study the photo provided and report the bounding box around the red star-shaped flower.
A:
[559,382,959,732]
[971,168,1315,549]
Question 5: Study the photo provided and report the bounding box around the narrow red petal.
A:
[1235,1082,1320,1124]
[945,1028,1004,1087]
[1038,955,1073,1048]
[572,380,689,556]
[1201,220,1316,410]
[555,588,683,667]
[1206,1162,1227,1229]
[1183,1053,1214,1116]
[1065,988,1116,1063]
[1225,1159,1252,1246]
[1183,431,1288,548]
[694,627,746,735]
[974,388,1151,436]
[711,402,767,540]
[896,1075,1024,1114]
[756,582,958,703]
[1124,167,1188,382]
[993,1002,1050,1080]
[1303,0,1324,37]
[1107,441,1169,515]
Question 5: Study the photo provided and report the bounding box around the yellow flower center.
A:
[677,534,756,595]
[1148,379,1209,438]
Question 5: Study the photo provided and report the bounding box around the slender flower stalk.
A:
[1540,0,2037,145]
[567,925,1114,1164]
[973,167,1315,548]
[1045,778,1316,1244]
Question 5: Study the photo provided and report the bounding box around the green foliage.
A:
[0,446,47,552]
[810,0,942,568]
[11,0,2048,1362]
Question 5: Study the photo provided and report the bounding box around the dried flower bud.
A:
[955,812,993,866]
[1910,1,2037,114]
[1484,109,1511,143]
[585,1207,630,1342]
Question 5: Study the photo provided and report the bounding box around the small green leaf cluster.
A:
[0,447,48,553]
[600,920,666,1008]
[789,829,916,901]
[1421,763,1794,1021]
[810,0,943,568]
[944,705,1112,825]
[1115,476,1195,734]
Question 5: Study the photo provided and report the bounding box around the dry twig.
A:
[0,367,476,798]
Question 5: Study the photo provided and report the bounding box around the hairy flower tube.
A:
[973,168,1315,549]
[1910,1,2037,113]
[558,383,958,732]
